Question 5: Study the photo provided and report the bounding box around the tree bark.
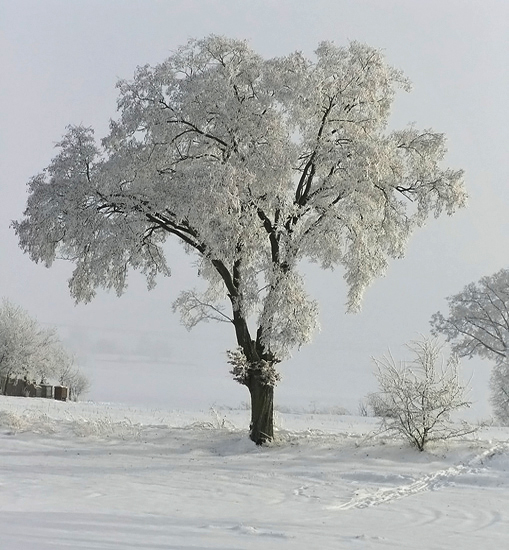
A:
[247,373,274,445]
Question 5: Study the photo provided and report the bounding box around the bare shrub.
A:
[58,361,90,401]
[371,336,476,451]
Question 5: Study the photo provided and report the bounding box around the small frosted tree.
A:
[371,337,474,451]
[14,36,466,443]
[431,268,509,424]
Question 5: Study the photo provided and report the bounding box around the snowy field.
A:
[0,397,508,549]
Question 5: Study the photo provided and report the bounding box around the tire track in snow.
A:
[329,443,509,511]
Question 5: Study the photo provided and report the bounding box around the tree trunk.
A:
[248,374,274,445]
[1,375,9,395]
[228,304,276,444]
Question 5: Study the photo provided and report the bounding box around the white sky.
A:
[1,0,508,416]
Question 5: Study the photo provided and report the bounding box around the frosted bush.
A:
[0,410,56,435]
[371,336,476,451]
[70,416,141,439]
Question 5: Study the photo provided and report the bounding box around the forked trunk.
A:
[248,374,274,445]
[229,310,276,444]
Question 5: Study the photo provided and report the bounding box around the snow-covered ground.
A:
[0,396,508,549]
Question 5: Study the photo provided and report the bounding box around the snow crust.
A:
[0,396,508,549]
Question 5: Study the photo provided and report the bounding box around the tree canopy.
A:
[14,36,466,442]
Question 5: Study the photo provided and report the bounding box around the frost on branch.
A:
[173,288,232,330]
[370,336,475,451]
[257,271,319,360]
[227,348,281,387]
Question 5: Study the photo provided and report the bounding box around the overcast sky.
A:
[1,0,508,416]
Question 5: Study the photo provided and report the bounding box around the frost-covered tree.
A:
[431,269,509,423]
[371,336,474,451]
[14,36,466,443]
[0,299,59,392]
[0,299,88,397]
[490,361,509,424]
[431,269,509,361]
